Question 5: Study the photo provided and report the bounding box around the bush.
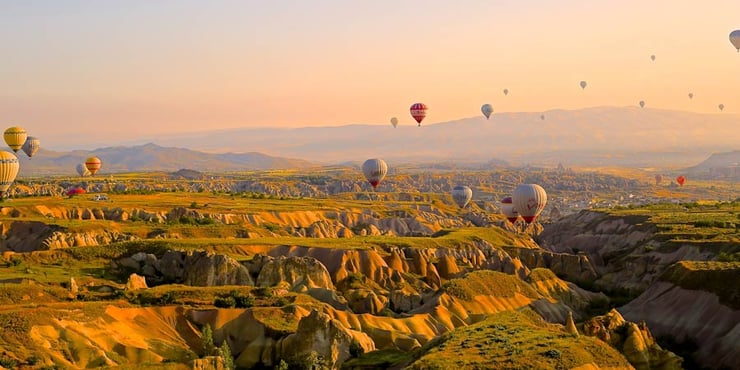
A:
[0,358,19,368]
[214,296,236,308]
[543,349,561,359]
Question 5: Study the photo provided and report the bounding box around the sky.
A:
[1,0,739,150]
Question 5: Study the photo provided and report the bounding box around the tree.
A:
[219,340,234,370]
[201,324,216,357]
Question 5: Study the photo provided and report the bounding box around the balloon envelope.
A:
[512,184,547,224]
[481,104,493,119]
[540,114,545,120]
[76,163,90,177]
[503,88,509,96]
[3,127,27,153]
[390,117,398,128]
[451,185,473,208]
[676,175,686,186]
[650,54,656,61]
[362,158,388,189]
[66,187,86,197]
[688,93,693,99]
[501,196,519,223]
[579,81,587,89]
[0,151,19,197]
[410,103,428,126]
[718,104,724,111]
[21,136,40,158]
[639,100,645,108]
[655,174,663,185]
[85,157,102,175]
[730,30,740,51]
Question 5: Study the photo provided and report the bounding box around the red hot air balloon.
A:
[66,187,86,197]
[410,103,428,127]
[676,175,686,186]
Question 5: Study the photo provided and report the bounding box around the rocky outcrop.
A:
[255,256,335,291]
[125,273,148,291]
[582,309,682,370]
[278,310,375,370]
[113,251,253,287]
[620,262,740,369]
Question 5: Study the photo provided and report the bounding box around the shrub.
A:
[543,349,561,359]
[214,296,236,308]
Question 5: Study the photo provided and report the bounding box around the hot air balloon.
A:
[718,104,725,111]
[512,184,547,224]
[730,30,740,51]
[579,81,587,90]
[501,197,519,224]
[21,136,40,159]
[676,175,686,186]
[503,88,509,96]
[540,114,545,120]
[639,100,645,108]
[76,163,90,177]
[66,187,86,197]
[85,156,102,176]
[3,127,27,153]
[0,151,19,198]
[410,103,427,127]
[481,104,493,119]
[390,117,398,128]
[650,54,656,61]
[655,174,663,185]
[688,93,693,99]
[451,185,473,208]
[362,158,387,189]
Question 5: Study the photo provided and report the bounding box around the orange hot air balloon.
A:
[85,156,102,175]
[676,175,686,186]
[410,103,427,127]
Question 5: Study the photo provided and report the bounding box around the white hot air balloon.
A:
[451,185,473,208]
[730,30,740,51]
[639,100,645,108]
[512,184,547,224]
[579,81,587,90]
[500,197,519,224]
[390,117,398,128]
[362,158,388,190]
[0,151,20,198]
[76,163,91,177]
[481,104,493,119]
[718,104,725,111]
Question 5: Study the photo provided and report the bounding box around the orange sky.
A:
[1,1,739,149]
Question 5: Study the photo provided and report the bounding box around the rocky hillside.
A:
[620,262,740,369]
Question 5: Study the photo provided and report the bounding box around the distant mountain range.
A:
[140,106,737,167]
[16,106,739,173]
[17,143,314,176]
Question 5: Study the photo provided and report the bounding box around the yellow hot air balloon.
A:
[85,156,102,175]
[0,151,20,198]
[4,127,27,153]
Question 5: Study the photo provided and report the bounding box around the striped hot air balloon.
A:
[85,156,102,175]
[0,151,19,197]
[4,127,27,153]
[362,158,387,189]
[22,136,40,159]
[410,103,428,127]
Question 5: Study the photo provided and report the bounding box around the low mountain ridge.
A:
[17,143,315,175]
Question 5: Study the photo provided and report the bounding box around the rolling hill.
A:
[16,143,315,176]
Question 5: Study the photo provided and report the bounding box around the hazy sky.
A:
[1,0,739,149]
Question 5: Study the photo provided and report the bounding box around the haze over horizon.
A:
[2,1,739,151]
